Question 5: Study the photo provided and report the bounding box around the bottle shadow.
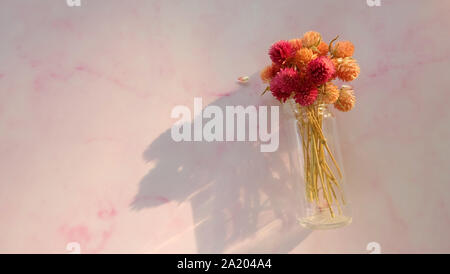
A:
[131,74,311,253]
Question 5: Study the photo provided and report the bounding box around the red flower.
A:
[306,56,335,85]
[269,40,294,66]
[294,86,318,106]
[270,67,300,102]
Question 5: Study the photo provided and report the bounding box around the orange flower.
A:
[334,85,355,112]
[292,48,316,69]
[319,82,339,104]
[289,38,303,51]
[317,41,329,56]
[260,63,280,83]
[333,41,354,58]
[333,57,360,81]
[302,31,322,48]
[260,65,273,83]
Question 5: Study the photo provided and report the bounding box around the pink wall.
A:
[0,0,449,253]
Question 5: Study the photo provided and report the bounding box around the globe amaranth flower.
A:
[334,85,356,112]
[270,67,301,102]
[302,31,322,48]
[317,41,329,56]
[291,48,316,69]
[289,38,303,51]
[332,57,360,82]
[319,82,339,104]
[332,41,354,58]
[306,56,335,85]
[260,63,281,83]
[294,84,318,106]
[269,40,294,66]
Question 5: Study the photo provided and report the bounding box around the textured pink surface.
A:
[1,0,450,253]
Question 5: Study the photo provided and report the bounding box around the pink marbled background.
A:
[0,0,449,253]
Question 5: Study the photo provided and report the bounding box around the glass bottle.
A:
[285,99,352,229]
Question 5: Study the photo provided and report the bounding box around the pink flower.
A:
[269,40,294,66]
[306,56,335,85]
[294,86,318,106]
[270,67,300,102]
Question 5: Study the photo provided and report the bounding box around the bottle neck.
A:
[288,99,333,122]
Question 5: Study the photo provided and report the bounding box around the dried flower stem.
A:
[292,101,345,218]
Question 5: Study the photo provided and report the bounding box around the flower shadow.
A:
[131,74,311,253]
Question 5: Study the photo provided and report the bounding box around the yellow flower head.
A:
[334,85,356,112]
[292,48,316,68]
[319,82,340,104]
[333,57,360,82]
[317,41,329,56]
[302,31,322,48]
[289,38,303,51]
[333,41,354,58]
[260,63,280,83]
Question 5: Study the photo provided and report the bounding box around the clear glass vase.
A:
[285,99,352,229]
